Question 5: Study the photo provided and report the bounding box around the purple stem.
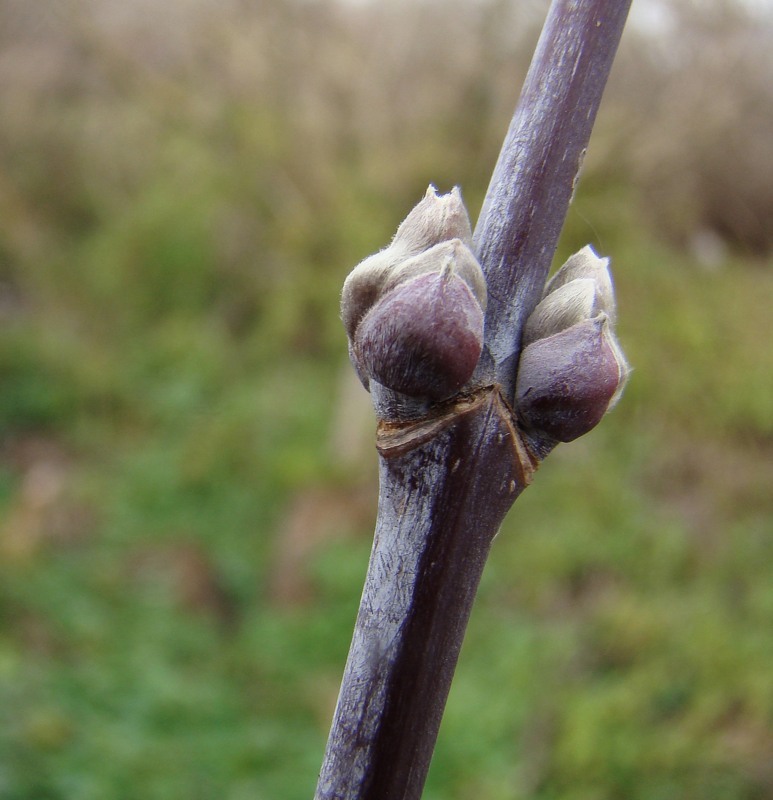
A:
[474,0,632,400]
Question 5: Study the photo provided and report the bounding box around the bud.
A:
[341,249,402,343]
[515,245,629,441]
[515,316,628,442]
[341,186,486,400]
[543,244,616,322]
[354,269,484,401]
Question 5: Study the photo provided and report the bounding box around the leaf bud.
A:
[341,249,403,343]
[353,268,484,401]
[516,245,629,442]
[341,186,486,400]
[515,315,629,442]
[383,239,487,313]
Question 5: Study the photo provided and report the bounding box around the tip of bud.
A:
[544,244,616,323]
[392,186,473,255]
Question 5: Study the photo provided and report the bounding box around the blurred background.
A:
[1,0,772,797]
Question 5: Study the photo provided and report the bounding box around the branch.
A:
[315,390,535,799]
[315,2,633,798]
[474,0,632,399]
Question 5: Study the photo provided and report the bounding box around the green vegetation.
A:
[1,1,771,798]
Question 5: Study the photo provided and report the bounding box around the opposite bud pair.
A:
[341,188,629,442]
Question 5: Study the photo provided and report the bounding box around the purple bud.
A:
[353,270,484,401]
[515,316,629,442]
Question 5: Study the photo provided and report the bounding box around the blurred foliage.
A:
[1,0,772,798]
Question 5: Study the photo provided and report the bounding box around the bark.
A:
[316,389,536,799]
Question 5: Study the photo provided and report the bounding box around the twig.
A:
[315,2,633,798]
[474,0,633,399]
